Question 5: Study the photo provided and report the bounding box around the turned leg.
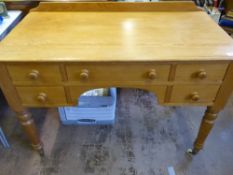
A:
[188,106,218,155]
[0,65,44,155]
[16,110,44,156]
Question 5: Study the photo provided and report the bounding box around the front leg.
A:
[16,110,44,156]
[188,106,218,155]
[187,63,233,156]
[0,65,44,155]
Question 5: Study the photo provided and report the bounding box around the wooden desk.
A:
[0,2,233,156]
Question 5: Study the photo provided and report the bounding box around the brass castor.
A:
[186,148,199,157]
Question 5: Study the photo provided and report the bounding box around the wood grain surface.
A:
[0,2,233,62]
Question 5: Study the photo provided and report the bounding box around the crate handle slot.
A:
[77,119,96,123]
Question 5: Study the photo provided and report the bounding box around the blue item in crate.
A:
[58,88,117,125]
[0,16,3,25]
[0,127,10,148]
[219,18,233,28]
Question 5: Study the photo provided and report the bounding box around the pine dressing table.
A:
[0,1,233,156]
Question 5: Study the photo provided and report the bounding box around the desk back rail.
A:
[32,1,201,12]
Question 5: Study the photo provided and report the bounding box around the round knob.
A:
[80,69,89,80]
[148,69,157,80]
[197,69,207,79]
[28,70,39,80]
[37,92,47,103]
[190,92,200,102]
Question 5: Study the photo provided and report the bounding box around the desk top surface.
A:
[1,2,233,62]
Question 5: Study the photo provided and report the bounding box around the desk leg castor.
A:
[32,143,44,157]
[186,148,199,157]
[16,110,44,155]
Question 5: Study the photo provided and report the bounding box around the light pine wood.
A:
[191,64,233,154]
[32,2,200,12]
[212,63,233,112]
[7,64,62,85]
[0,64,24,112]
[1,2,233,155]
[170,85,220,104]
[192,107,218,154]
[0,64,43,154]
[16,110,44,155]
[174,63,229,83]
[16,86,67,107]
[66,63,170,84]
[1,3,233,62]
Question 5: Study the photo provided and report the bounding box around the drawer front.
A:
[170,85,220,104]
[7,64,62,84]
[66,63,170,84]
[175,63,228,82]
[16,87,67,107]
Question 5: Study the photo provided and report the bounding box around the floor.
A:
[0,88,233,175]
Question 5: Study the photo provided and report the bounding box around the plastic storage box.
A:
[58,88,117,125]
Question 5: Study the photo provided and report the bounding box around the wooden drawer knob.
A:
[190,92,200,102]
[148,69,157,80]
[80,69,89,80]
[37,92,47,103]
[197,69,207,79]
[28,70,39,80]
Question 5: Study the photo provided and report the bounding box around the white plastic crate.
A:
[58,88,117,125]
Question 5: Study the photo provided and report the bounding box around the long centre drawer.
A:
[65,63,170,84]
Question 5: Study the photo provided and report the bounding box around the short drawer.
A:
[66,63,170,84]
[16,87,67,107]
[7,64,62,84]
[174,63,228,82]
[170,85,220,104]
